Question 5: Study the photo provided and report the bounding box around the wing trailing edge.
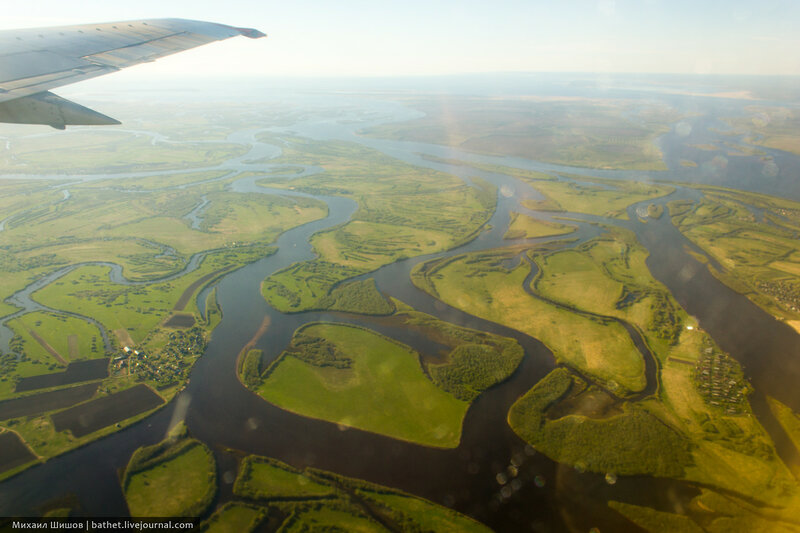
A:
[0,91,120,129]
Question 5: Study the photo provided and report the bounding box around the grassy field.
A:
[280,507,384,532]
[670,187,800,329]
[534,227,685,351]
[2,313,104,395]
[201,503,264,533]
[259,138,495,311]
[124,431,216,517]
[355,490,491,533]
[412,247,646,394]
[503,212,576,239]
[523,176,673,219]
[362,96,676,170]
[258,323,469,447]
[233,456,336,499]
[7,312,103,362]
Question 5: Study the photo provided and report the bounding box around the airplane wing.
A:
[0,18,265,129]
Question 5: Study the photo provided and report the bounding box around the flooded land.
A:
[0,77,799,532]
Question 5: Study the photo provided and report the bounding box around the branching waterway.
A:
[1,96,799,532]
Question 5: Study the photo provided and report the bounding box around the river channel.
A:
[0,93,799,532]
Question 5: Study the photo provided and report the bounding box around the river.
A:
[0,92,798,532]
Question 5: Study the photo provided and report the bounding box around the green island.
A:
[668,186,800,334]
[243,302,524,446]
[123,424,216,517]
[259,138,496,312]
[362,95,677,170]
[198,453,491,532]
[503,211,576,239]
[253,322,469,447]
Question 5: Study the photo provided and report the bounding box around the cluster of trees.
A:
[318,279,394,315]
[648,292,682,343]
[429,343,523,401]
[510,368,694,477]
[0,252,63,273]
[289,334,352,369]
[241,349,263,390]
[0,352,18,385]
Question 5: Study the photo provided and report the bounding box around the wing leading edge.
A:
[0,18,265,129]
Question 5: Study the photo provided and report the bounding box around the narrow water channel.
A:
[0,96,798,532]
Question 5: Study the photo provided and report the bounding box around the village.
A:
[757,279,800,314]
[112,326,208,389]
[693,348,750,415]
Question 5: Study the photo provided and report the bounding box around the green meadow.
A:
[234,456,336,499]
[258,323,469,448]
[124,429,216,517]
[201,503,264,533]
[8,311,102,362]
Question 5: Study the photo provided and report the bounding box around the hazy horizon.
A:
[2,0,799,79]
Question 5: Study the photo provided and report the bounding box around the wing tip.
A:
[234,27,266,39]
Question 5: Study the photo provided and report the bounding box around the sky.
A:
[1,0,799,79]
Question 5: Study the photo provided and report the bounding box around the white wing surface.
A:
[0,18,265,128]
